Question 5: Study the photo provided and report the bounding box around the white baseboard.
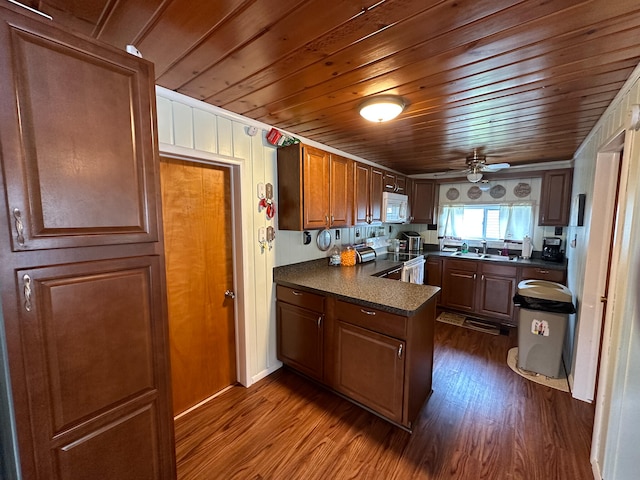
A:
[250,362,282,386]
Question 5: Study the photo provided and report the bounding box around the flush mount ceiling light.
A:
[466,171,483,183]
[359,95,405,122]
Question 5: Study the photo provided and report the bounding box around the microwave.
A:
[381,192,409,223]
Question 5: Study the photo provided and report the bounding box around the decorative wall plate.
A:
[514,182,531,198]
[467,186,482,199]
[490,184,506,199]
[446,187,460,200]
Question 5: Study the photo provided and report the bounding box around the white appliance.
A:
[381,192,409,223]
[401,255,425,284]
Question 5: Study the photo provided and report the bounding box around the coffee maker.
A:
[541,237,563,262]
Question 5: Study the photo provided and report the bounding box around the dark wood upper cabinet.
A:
[0,10,160,251]
[0,4,175,479]
[353,163,383,225]
[370,167,384,223]
[539,168,573,226]
[411,180,438,224]
[383,171,407,194]
[277,144,351,230]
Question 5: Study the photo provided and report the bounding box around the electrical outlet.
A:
[355,228,360,237]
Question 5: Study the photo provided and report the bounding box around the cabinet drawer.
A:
[276,285,325,312]
[481,263,517,277]
[336,300,407,339]
[520,267,565,283]
[444,258,479,272]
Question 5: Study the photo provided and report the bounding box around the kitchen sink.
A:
[449,251,517,262]
[480,254,517,262]
[450,251,484,258]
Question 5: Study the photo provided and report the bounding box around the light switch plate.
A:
[257,182,265,199]
[258,227,266,243]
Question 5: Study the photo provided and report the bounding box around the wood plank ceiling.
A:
[25,0,640,174]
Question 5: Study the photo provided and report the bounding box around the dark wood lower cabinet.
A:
[335,321,405,423]
[477,264,518,321]
[438,256,564,324]
[276,285,436,430]
[276,302,324,381]
[441,259,478,312]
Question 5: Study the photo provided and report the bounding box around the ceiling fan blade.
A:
[481,162,510,172]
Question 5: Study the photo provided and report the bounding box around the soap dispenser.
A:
[461,242,468,253]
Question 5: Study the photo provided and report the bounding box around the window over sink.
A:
[438,203,534,241]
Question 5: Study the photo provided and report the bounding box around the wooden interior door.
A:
[160,158,236,415]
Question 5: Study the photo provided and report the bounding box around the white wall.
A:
[156,87,281,385]
[568,62,640,479]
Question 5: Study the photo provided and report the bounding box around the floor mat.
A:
[507,347,570,392]
[436,312,501,335]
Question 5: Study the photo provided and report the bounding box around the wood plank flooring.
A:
[174,323,595,479]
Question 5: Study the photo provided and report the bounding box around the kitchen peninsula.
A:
[273,259,440,431]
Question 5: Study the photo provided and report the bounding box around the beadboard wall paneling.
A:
[156,87,281,386]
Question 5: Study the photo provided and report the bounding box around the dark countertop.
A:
[273,258,440,317]
[424,250,568,269]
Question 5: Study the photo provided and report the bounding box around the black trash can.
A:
[513,280,575,378]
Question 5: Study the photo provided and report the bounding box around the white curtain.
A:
[499,204,534,240]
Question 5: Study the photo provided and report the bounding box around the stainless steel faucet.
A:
[481,240,487,254]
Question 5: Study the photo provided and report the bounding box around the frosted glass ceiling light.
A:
[466,172,483,183]
[359,95,405,122]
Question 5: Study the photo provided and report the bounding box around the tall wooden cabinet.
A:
[0,5,175,479]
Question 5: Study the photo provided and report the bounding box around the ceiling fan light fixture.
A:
[359,95,405,122]
[466,172,483,183]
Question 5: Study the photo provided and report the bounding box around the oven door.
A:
[401,257,425,284]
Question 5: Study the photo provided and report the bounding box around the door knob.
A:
[224,290,236,299]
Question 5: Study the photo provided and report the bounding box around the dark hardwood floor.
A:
[174,322,595,479]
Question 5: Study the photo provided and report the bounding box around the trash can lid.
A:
[517,279,573,303]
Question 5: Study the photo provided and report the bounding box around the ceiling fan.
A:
[457,148,510,183]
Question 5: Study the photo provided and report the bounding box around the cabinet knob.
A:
[224,290,236,299]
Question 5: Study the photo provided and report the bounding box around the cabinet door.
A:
[277,302,324,381]
[477,267,518,320]
[426,257,443,304]
[369,167,385,223]
[0,10,160,251]
[539,169,573,226]
[335,321,405,423]
[354,163,370,225]
[303,146,330,229]
[395,176,407,194]
[7,256,174,480]
[329,155,351,227]
[442,260,477,312]
[411,180,438,224]
[383,171,397,192]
